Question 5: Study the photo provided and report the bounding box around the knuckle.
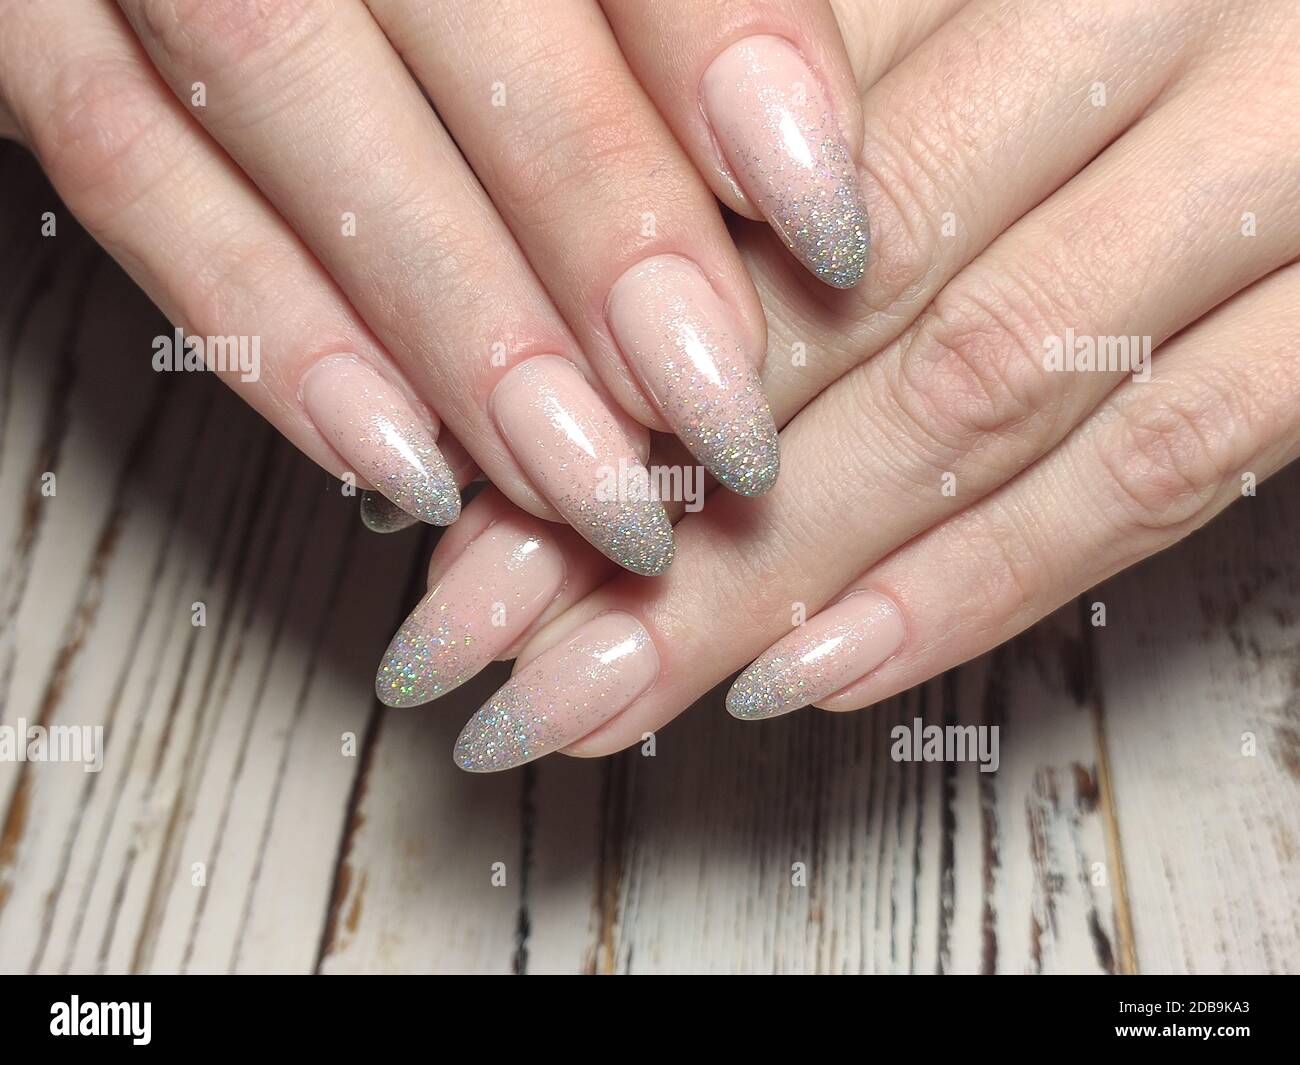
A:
[135,0,333,73]
[33,58,168,227]
[889,276,1061,465]
[854,120,953,319]
[500,98,664,226]
[485,37,669,225]
[951,507,1042,630]
[187,234,290,334]
[1094,375,1241,532]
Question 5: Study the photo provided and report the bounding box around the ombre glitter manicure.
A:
[376,519,565,708]
[302,354,461,525]
[491,356,675,576]
[608,255,779,496]
[727,592,905,720]
[359,490,417,533]
[454,612,658,772]
[701,35,869,288]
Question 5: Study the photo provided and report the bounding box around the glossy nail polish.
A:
[608,255,779,496]
[491,356,674,576]
[454,611,658,771]
[301,354,461,525]
[727,591,904,720]
[376,520,566,708]
[701,35,869,288]
[359,490,418,533]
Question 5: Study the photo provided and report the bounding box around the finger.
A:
[455,51,1300,767]
[829,0,970,91]
[359,431,481,532]
[375,487,615,708]
[739,0,1218,416]
[372,432,715,708]
[0,0,461,523]
[740,265,1300,716]
[600,0,873,286]
[118,0,676,574]
[366,0,781,497]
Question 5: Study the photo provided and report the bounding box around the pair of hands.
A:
[5,0,1298,772]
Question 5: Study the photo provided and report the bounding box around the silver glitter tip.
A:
[374,626,449,709]
[711,421,781,498]
[624,523,676,577]
[725,661,798,721]
[802,199,870,290]
[579,499,676,577]
[409,479,462,527]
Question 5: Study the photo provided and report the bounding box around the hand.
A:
[0,0,866,573]
[372,0,1300,769]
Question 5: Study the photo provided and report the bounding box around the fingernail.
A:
[700,35,869,288]
[726,591,904,720]
[301,354,461,525]
[491,356,675,576]
[376,520,566,708]
[359,490,417,533]
[454,612,658,772]
[608,255,779,496]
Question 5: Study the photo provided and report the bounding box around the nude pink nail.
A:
[375,519,566,707]
[491,355,674,576]
[726,591,905,719]
[608,255,779,496]
[301,354,460,525]
[454,612,658,771]
[700,35,869,288]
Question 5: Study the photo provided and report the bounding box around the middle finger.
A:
[366,0,784,497]
[118,0,677,574]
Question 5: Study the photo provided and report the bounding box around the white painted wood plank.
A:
[317,660,526,974]
[1095,471,1300,974]
[518,757,605,974]
[1,153,428,975]
[230,521,420,974]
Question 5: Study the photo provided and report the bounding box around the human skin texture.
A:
[0,0,869,574]
[380,0,1300,771]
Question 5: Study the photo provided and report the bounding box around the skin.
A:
[1,0,1296,761]
[417,0,1300,764]
[0,0,859,534]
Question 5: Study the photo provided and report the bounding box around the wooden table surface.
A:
[1,145,1296,975]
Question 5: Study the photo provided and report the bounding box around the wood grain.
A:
[1,147,1295,974]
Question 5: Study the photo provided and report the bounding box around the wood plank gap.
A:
[512,764,537,975]
[1078,596,1139,975]
[590,757,627,975]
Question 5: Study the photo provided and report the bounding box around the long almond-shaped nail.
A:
[701,35,869,288]
[301,354,461,525]
[491,356,674,576]
[608,255,779,496]
[359,490,417,533]
[455,612,657,771]
[727,592,904,720]
[376,520,566,708]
